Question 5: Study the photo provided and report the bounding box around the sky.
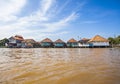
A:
[0,0,120,41]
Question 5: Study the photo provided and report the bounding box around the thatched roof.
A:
[67,38,77,43]
[54,39,65,43]
[23,39,36,43]
[89,35,109,42]
[41,38,53,42]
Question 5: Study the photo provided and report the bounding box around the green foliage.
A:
[0,38,9,47]
[108,35,120,45]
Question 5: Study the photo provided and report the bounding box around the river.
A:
[0,48,120,84]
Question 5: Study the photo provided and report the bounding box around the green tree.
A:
[117,35,120,38]
[0,38,9,47]
[108,35,120,46]
[108,37,115,45]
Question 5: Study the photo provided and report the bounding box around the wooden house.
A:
[8,35,24,48]
[22,39,36,48]
[78,38,90,48]
[54,39,66,48]
[67,38,78,48]
[89,35,109,47]
[41,38,53,48]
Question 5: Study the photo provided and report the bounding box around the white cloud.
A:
[40,0,55,15]
[0,0,80,40]
[59,12,77,24]
[0,0,27,22]
[55,0,71,15]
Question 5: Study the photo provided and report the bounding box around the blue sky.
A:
[0,0,120,41]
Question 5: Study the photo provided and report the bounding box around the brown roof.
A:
[54,39,65,43]
[13,35,24,41]
[89,35,109,42]
[67,38,77,43]
[79,38,90,43]
[41,38,53,42]
[23,39,36,43]
[81,38,90,41]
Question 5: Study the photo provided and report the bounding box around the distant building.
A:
[22,39,36,48]
[41,38,53,48]
[54,39,66,48]
[89,35,109,47]
[67,38,78,48]
[7,34,111,48]
[8,35,24,48]
[78,38,90,48]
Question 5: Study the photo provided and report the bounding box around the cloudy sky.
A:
[0,0,120,41]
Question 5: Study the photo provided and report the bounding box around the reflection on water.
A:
[0,48,120,84]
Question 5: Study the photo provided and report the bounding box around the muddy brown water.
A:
[0,48,120,84]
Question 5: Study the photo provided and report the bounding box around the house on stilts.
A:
[89,35,109,48]
[8,35,24,48]
[78,38,90,48]
[67,38,78,48]
[40,38,53,48]
[54,39,66,48]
